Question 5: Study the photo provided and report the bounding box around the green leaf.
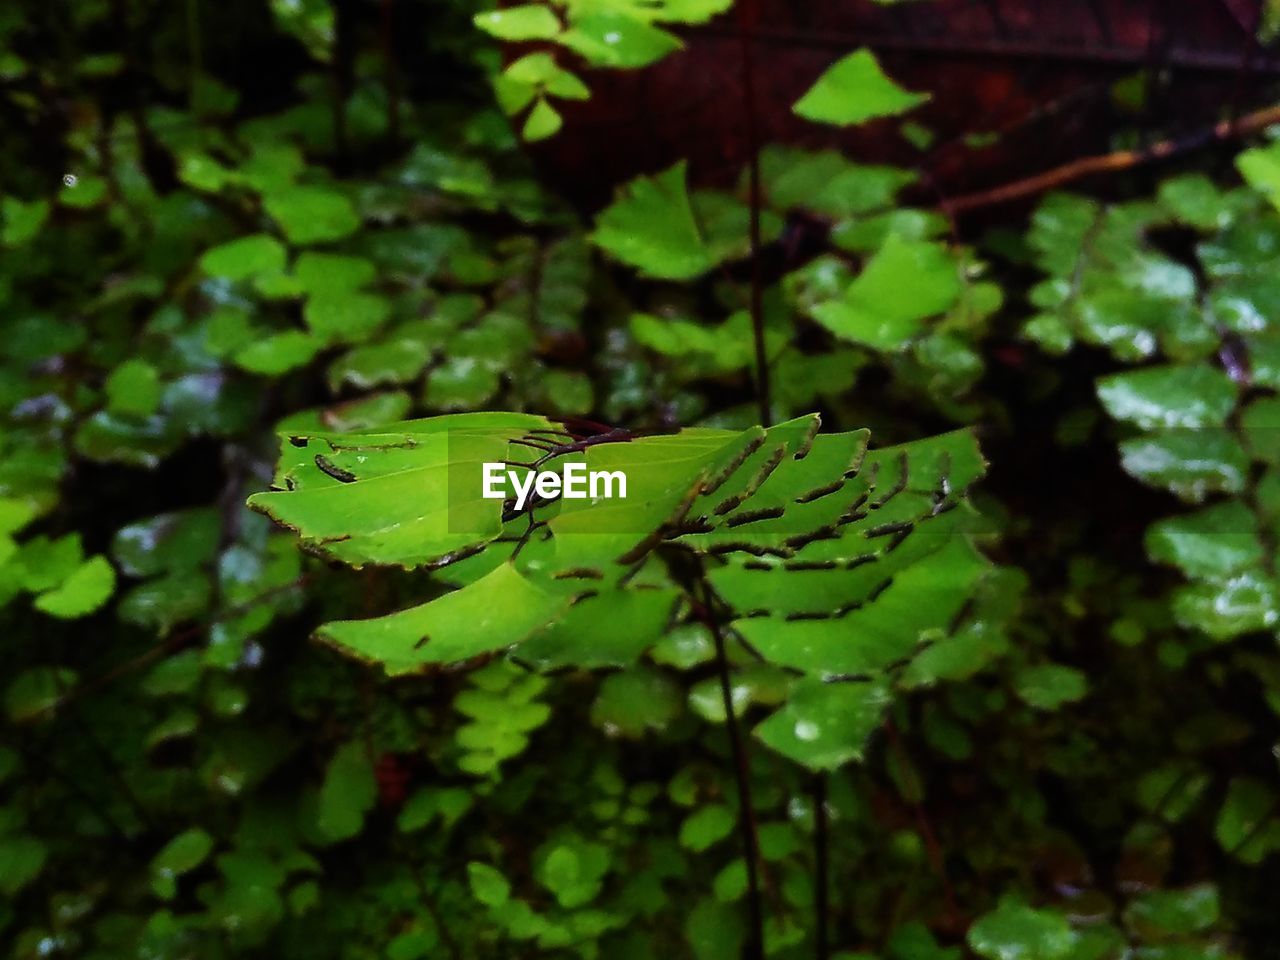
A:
[591,161,715,280]
[0,499,37,537]
[679,804,735,852]
[1145,501,1262,580]
[151,828,214,899]
[15,534,84,593]
[249,417,542,568]
[1137,763,1211,823]
[654,0,732,22]
[590,667,683,736]
[1,196,50,247]
[1118,431,1249,502]
[1122,884,1219,938]
[304,290,392,342]
[1158,174,1232,230]
[398,786,473,833]
[112,508,222,578]
[523,98,563,142]
[732,541,988,675]
[812,234,962,349]
[234,331,323,375]
[317,564,576,676]
[264,186,360,245]
[1240,396,1280,463]
[497,53,590,116]
[316,741,376,841]
[1215,778,1280,863]
[199,234,287,281]
[967,898,1078,960]
[1174,571,1280,640]
[754,678,890,771]
[468,862,511,907]
[558,11,681,69]
[58,174,108,208]
[34,556,116,619]
[1096,363,1237,430]
[1238,140,1280,211]
[105,359,163,418]
[0,835,46,895]
[761,147,915,218]
[793,49,928,127]
[293,252,376,294]
[518,588,678,669]
[119,570,213,634]
[536,837,610,908]
[1013,664,1087,711]
[5,667,77,722]
[328,339,430,391]
[686,896,745,960]
[474,4,561,40]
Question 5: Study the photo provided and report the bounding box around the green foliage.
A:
[480,0,729,140]
[591,162,720,280]
[1,1,1276,957]
[793,49,930,127]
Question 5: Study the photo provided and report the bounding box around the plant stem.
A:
[737,0,770,429]
[331,0,355,171]
[698,577,764,959]
[186,0,201,110]
[814,773,829,959]
[380,0,401,146]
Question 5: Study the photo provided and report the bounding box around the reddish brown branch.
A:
[943,101,1280,214]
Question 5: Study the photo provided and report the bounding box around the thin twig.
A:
[407,855,464,960]
[941,101,1280,214]
[737,0,771,429]
[813,772,830,960]
[380,0,401,146]
[25,575,311,720]
[696,575,764,960]
[0,733,132,840]
[186,0,201,110]
[883,719,959,925]
[54,679,154,832]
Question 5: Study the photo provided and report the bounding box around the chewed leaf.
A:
[249,412,556,568]
[253,411,991,679]
[317,564,576,675]
[548,426,766,569]
[249,434,508,569]
[732,539,989,676]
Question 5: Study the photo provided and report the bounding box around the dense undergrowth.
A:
[3,2,1280,958]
